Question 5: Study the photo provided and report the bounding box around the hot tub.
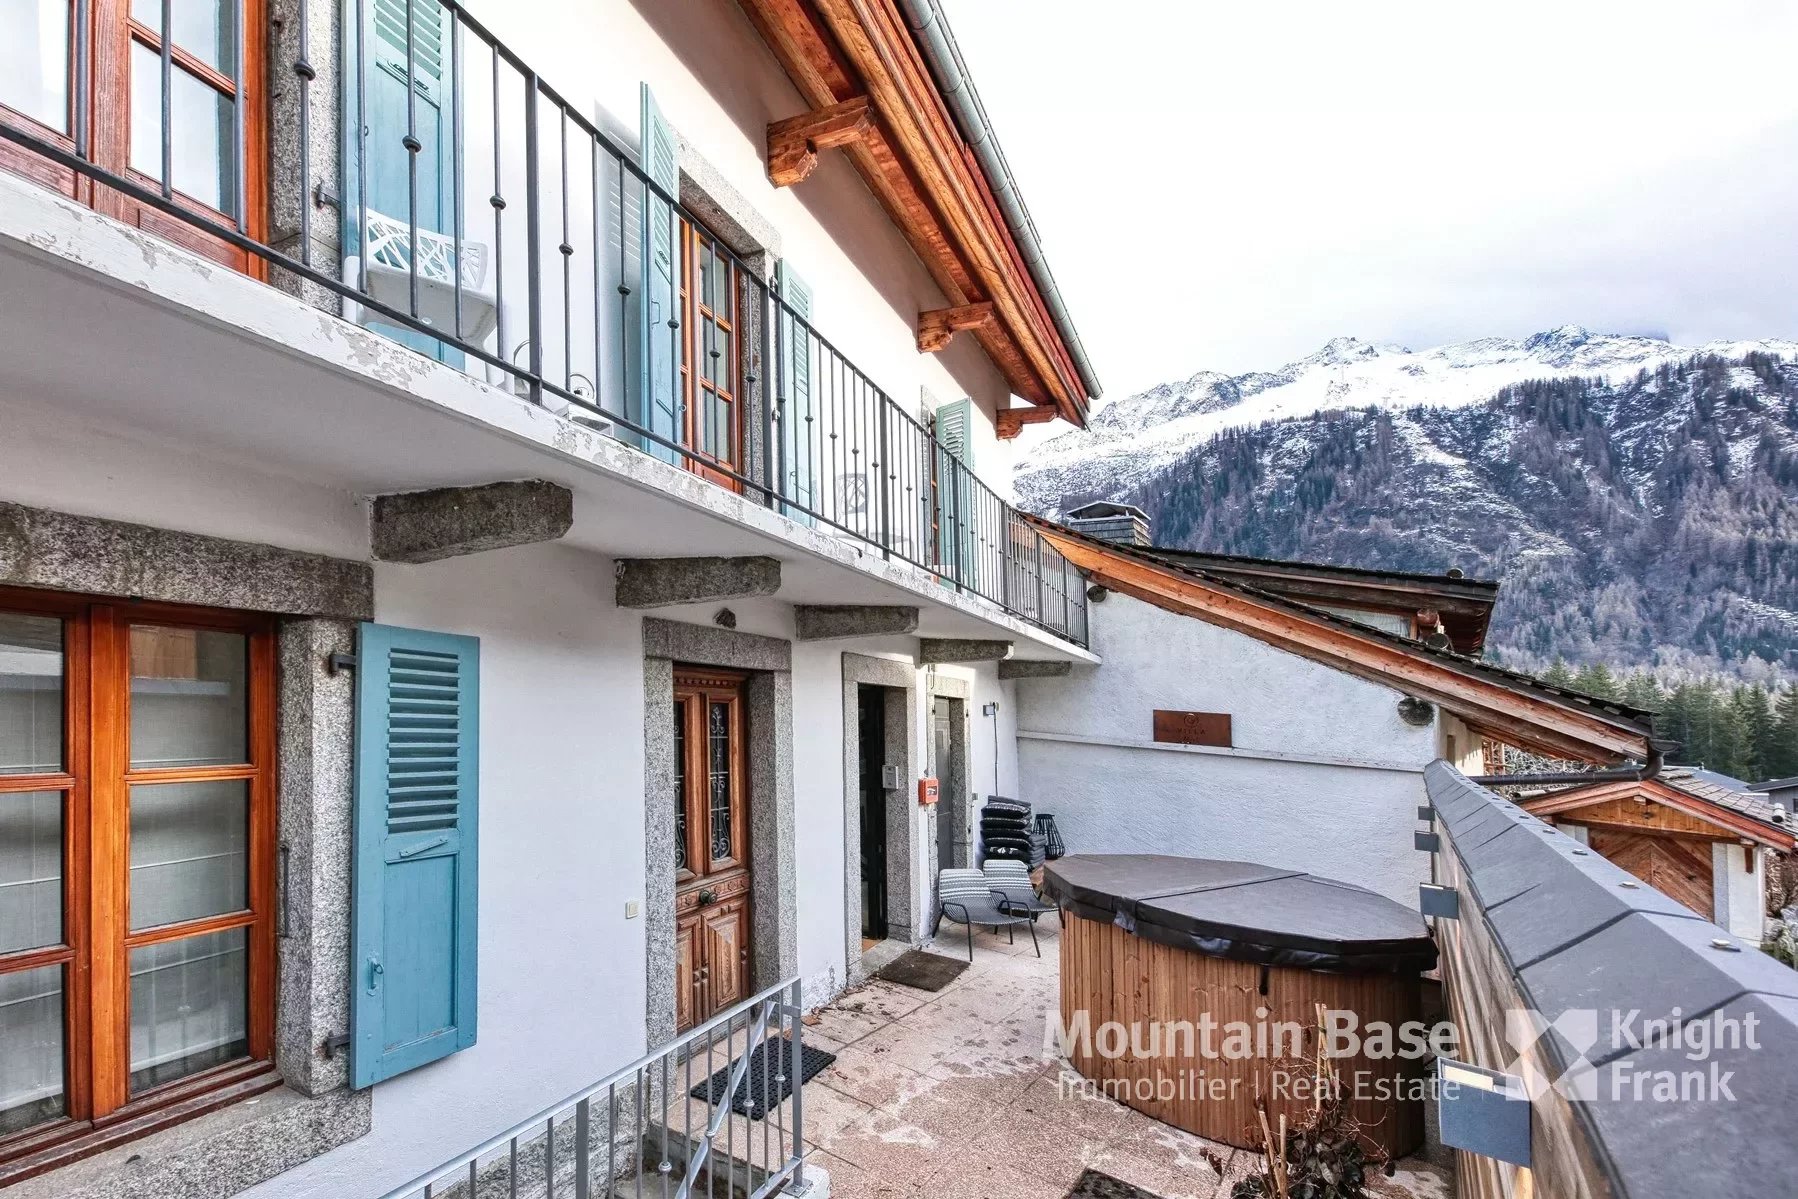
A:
[1041,854,1436,1158]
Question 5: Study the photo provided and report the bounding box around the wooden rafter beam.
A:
[1035,524,1653,763]
[767,96,874,187]
[916,302,994,352]
[734,0,1090,424]
[995,404,1057,440]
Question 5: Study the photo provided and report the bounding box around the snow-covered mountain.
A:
[1017,326,1798,514]
[1015,333,1798,679]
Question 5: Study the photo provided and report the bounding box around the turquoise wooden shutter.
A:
[934,398,971,463]
[350,622,480,1089]
[776,261,815,523]
[637,84,681,466]
[348,0,459,363]
[933,399,974,582]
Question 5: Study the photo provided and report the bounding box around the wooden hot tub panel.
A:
[1058,911,1425,1159]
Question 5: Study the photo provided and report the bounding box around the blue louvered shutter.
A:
[348,0,459,364]
[350,622,480,1089]
[775,260,815,524]
[933,399,974,583]
[635,84,681,466]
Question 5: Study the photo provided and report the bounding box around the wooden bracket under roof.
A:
[915,302,994,352]
[994,404,1058,440]
[735,0,1092,427]
[766,95,873,187]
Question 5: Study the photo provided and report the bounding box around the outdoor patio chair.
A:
[983,859,1058,923]
[934,868,1039,960]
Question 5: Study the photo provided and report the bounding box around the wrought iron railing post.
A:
[877,398,891,558]
[1062,554,1072,634]
[788,978,805,1189]
[159,0,172,197]
[293,0,313,263]
[759,280,774,502]
[522,71,544,405]
[1035,532,1046,623]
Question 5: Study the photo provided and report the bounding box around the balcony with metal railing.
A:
[0,0,1087,647]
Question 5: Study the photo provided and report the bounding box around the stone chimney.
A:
[1063,499,1150,547]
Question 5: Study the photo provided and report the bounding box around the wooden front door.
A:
[672,668,750,1031]
[1588,829,1716,919]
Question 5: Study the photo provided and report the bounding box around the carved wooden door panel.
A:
[701,898,748,1018]
[673,911,698,1034]
[672,668,750,1030]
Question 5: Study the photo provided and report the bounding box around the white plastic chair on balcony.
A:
[343,207,499,344]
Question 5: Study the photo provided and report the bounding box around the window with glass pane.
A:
[0,0,72,133]
[0,0,264,274]
[129,780,248,930]
[126,0,241,216]
[130,626,247,768]
[0,965,65,1136]
[0,791,63,955]
[0,593,272,1165]
[128,926,248,1093]
[0,614,63,775]
[708,701,731,861]
[682,222,738,470]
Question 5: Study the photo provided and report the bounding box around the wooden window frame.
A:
[0,588,279,1185]
[0,0,269,274]
[677,218,744,490]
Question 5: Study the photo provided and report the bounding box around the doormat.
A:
[687,1035,837,1120]
[1064,1169,1166,1199]
[873,949,969,992]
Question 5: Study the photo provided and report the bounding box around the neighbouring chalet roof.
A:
[736,0,1098,433]
[1752,775,1798,792]
[1025,514,1654,763]
[1064,500,1148,521]
[1141,545,1499,658]
[1514,769,1797,850]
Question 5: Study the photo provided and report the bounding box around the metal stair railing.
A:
[376,977,810,1199]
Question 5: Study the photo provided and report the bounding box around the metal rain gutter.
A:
[1469,743,1666,789]
[897,0,1103,411]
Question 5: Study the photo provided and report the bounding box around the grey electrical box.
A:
[1436,1059,1531,1167]
[881,764,902,789]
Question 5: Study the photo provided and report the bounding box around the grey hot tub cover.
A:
[1042,854,1436,975]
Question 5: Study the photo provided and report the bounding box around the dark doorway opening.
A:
[857,684,889,941]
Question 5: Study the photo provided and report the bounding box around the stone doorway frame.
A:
[840,653,919,980]
[642,618,797,1046]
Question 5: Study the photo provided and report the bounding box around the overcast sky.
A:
[939,0,1798,398]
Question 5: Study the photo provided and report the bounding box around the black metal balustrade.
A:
[0,0,1087,646]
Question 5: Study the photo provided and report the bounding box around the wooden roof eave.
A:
[1040,527,1653,764]
[1521,780,1795,851]
[736,0,1088,426]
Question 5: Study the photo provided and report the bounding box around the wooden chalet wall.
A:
[1424,763,1798,1199]
[1429,822,1610,1199]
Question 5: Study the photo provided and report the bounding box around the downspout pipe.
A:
[1469,742,1665,789]
[897,0,1103,409]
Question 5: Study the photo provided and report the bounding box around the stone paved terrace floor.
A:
[797,917,1452,1199]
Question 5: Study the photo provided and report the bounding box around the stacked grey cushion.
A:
[980,795,1047,868]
